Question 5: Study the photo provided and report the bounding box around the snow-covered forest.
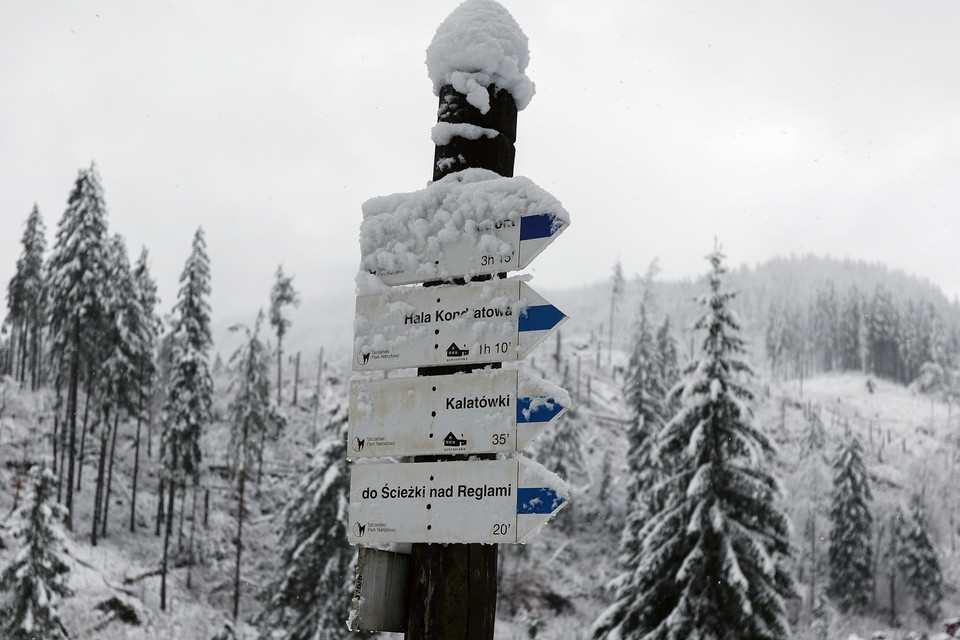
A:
[4,0,960,636]
[2,165,960,639]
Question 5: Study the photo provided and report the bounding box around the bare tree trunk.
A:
[102,410,121,537]
[155,476,165,536]
[52,400,59,478]
[187,483,199,588]
[131,386,144,532]
[77,373,95,491]
[312,348,323,446]
[292,351,300,406]
[91,407,110,546]
[809,514,817,616]
[177,483,187,552]
[257,430,266,485]
[65,327,80,531]
[160,480,176,611]
[233,469,246,620]
[276,335,283,406]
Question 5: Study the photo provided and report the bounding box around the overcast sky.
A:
[3,0,960,327]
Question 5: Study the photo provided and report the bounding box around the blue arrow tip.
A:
[517,487,564,515]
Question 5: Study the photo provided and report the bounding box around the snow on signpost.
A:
[360,169,569,286]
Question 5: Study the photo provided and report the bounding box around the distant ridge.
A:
[542,254,960,358]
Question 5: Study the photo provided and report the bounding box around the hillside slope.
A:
[2,300,959,639]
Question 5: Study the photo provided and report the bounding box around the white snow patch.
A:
[426,0,535,112]
[360,169,568,282]
[431,122,500,146]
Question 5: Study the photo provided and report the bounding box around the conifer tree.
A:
[622,261,666,506]
[228,312,284,619]
[539,409,583,489]
[5,205,46,387]
[256,404,358,640]
[47,162,112,531]
[903,493,943,624]
[161,227,213,610]
[608,259,625,371]
[0,466,73,640]
[92,235,143,544]
[797,408,828,617]
[655,316,680,409]
[827,434,873,613]
[130,247,160,532]
[593,246,795,640]
[269,265,299,406]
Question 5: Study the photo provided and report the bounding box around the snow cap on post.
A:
[426,0,535,114]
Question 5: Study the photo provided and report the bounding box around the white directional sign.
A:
[348,369,569,459]
[348,457,568,544]
[360,172,569,286]
[353,277,566,371]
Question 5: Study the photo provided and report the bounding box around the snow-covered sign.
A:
[360,169,569,286]
[348,457,567,544]
[353,277,566,371]
[348,368,568,459]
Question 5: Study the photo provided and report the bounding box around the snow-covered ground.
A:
[2,334,959,639]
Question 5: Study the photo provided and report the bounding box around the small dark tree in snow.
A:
[593,246,796,640]
[608,259,625,371]
[269,265,299,406]
[256,404,359,640]
[798,408,828,616]
[228,312,284,620]
[539,408,583,495]
[47,162,112,531]
[882,505,908,624]
[160,227,213,611]
[827,434,874,613]
[655,316,680,418]
[0,466,73,640]
[903,492,943,624]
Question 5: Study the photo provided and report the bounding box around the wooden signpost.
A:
[348,3,569,638]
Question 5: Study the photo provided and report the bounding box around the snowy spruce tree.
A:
[4,204,46,387]
[797,408,828,616]
[92,235,143,545]
[160,226,213,610]
[882,505,908,624]
[228,311,284,620]
[256,403,359,640]
[593,246,795,640]
[0,466,73,640]
[827,433,873,613]
[655,316,681,417]
[269,265,299,406]
[130,247,161,532]
[622,260,667,507]
[903,492,943,624]
[46,162,112,531]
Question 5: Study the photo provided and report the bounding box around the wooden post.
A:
[405,82,517,640]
